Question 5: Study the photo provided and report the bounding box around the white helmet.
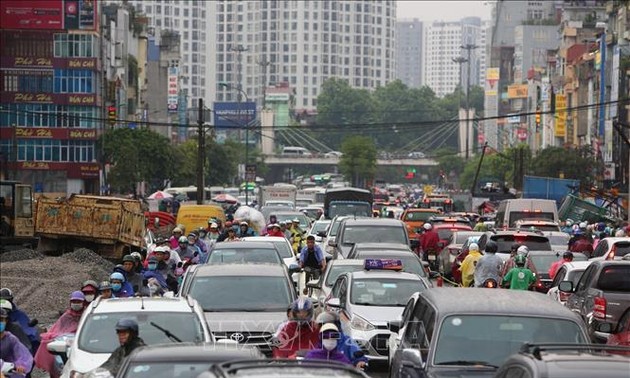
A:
[423,223,432,230]
[517,246,529,256]
[579,221,587,229]
[469,243,479,252]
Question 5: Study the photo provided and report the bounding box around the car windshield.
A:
[207,248,282,265]
[310,221,330,235]
[329,203,372,219]
[189,276,292,311]
[301,208,320,219]
[124,362,211,378]
[78,312,205,353]
[357,253,427,277]
[325,264,364,287]
[509,212,555,226]
[350,278,423,306]
[433,315,587,367]
[342,226,407,245]
[530,254,563,275]
[493,235,552,253]
[404,211,437,221]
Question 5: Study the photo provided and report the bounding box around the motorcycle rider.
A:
[0,308,33,377]
[98,281,113,300]
[502,245,537,277]
[168,227,184,249]
[267,223,285,238]
[315,312,368,369]
[121,255,144,294]
[99,318,146,376]
[473,240,503,287]
[304,323,351,365]
[502,254,536,290]
[110,272,133,298]
[459,243,482,287]
[0,288,39,355]
[417,223,439,263]
[273,297,320,358]
[549,252,574,280]
[290,219,305,254]
[142,255,169,290]
[0,300,32,354]
[569,228,594,257]
[80,280,99,304]
[238,221,257,237]
[299,235,326,294]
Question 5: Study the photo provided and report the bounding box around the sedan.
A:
[306,259,364,303]
[547,261,592,304]
[207,241,284,266]
[528,251,588,293]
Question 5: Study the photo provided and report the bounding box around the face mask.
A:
[70,303,83,312]
[209,233,218,240]
[0,322,6,332]
[322,339,337,351]
[148,263,158,271]
[84,294,95,303]
[112,283,122,292]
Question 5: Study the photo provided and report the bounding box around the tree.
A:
[530,146,601,188]
[339,135,377,188]
[433,148,466,178]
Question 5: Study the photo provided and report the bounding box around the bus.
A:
[418,193,454,213]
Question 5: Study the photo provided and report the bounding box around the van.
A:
[281,146,312,157]
[175,204,226,233]
[495,198,558,229]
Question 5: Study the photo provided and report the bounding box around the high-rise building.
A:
[124,0,211,104]
[395,18,423,88]
[211,0,396,112]
[424,17,487,98]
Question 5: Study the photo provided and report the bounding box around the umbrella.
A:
[148,190,173,200]
[213,193,239,204]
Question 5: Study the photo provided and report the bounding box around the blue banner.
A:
[213,101,256,129]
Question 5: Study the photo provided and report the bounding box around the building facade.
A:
[0,1,102,194]
[395,18,423,88]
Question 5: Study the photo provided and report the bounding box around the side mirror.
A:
[306,280,321,290]
[558,281,574,293]
[401,348,425,370]
[410,240,420,250]
[328,239,338,247]
[326,297,341,308]
[596,322,613,333]
[429,271,441,279]
[388,320,402,334]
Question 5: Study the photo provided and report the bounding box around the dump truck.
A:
[35,195,145,259]
[558,194,616,224]
[0,180,38,251]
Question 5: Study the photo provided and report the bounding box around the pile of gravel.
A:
[0,248,45,263]
[0,248,116,326]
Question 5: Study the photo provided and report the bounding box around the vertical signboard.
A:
[167,65,179,113]
[555,94,567,138]
[485,67,500,96]
[610,45,620,119]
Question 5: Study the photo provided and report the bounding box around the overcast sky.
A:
[396,1,492,22]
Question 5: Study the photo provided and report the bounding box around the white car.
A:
[240,236,298,269]
[589,237,630,261]
[52,297,212,377]
[324,151,343,158]
[547,261,592,304]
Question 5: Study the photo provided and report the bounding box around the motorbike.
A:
[481,278,499,288]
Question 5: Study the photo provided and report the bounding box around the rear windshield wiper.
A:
[150,321,182,343]
[436,360,498,368]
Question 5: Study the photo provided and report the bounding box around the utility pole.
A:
[453,56,467,158]
[256,56,271,110]
[461,43,479,161]
[230,44,250,204]
[196,98,205,205]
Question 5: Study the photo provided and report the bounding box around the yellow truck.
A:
[35,195,145,259]
[0,180,38,251]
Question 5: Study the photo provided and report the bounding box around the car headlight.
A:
[350,314,375,331]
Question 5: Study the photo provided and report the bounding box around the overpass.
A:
[264,155,438,167]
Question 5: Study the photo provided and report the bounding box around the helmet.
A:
[0,288,13,302]
[485,240,498,253]
[130,252,143,262]
[315,311,340,325]
[597,222,606,232]
[423,223,432,230]
[290,297,314,321]
[110,272,125,282]
[514,254,527,266]
[292,218,300,223]
[122,255,135,263]
[70,291,85,301]
[173,227,183,234]
[0,299,13,312]
[563,251,574,260]
[115,318,139,334]
[517,246,529,256]
[99,281,112,290]
[178,236,188,243]
[469,243,480,252]
[82,280,99,291]
[240,221,248,226]
[579,222,587,229]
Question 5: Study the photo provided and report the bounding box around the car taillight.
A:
[593,296,607,319]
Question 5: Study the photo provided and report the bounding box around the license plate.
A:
[428,255,436,261]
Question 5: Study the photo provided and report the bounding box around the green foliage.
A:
[339,135,377,187]
[529,146,601,188]
[433,148,466,178]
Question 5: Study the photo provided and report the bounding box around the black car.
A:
[494,343,630,378]
[116,342,265,378]
[199,359,370,378]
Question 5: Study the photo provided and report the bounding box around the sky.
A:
[396,0,492,22]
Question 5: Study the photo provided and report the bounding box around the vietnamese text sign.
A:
[555,94,567,138]
[485,67,500,96]
[507,84,528,99]
[167,65,179,113]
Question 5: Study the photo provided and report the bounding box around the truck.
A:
[259,185,297,208]
[0,180,38,251]
[35,194,146,259]
[558,194,616,224]
[323,187,373,219]
[522,175,579,207]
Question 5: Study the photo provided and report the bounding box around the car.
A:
[480,230,553,261]
[547,260,593,304]
[515,219,561,232]
[322,215,353,257]
[178,264,297,356]
[298,206,324,221]
[325,150,343,158]
[116,342,266,378]
[408,151,426,158]
[605,309,630,351]
[272,211,311,231]
[388,288,590,378]
[345,244,431,283]
[401,208,442,239]
[52,296,213,377]
[527,251,588,293]
[207,241,284,266]
[432,223,473,250]
[325,260,430,363]
[308,219,331,244]
[428,216,472,228]
[240,237,297,270]
[200,359,369,378]
[306,259,365,303]
[329,218,410,259]
[589,237,630,261]
[437,231,485,278]
[494,343,630,378]
[544,230,571,252]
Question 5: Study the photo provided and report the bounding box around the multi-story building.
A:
[424,17,487,98]
[395,18,423,88]
[211,0,396,112]
[0,0,103,193]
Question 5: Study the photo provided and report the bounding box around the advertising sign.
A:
[555,94,567,138]
[63,0,98,30]
[485,67,500,96]
[167,65,179,113]
[9,92,98,106]
[507,84,528,99]
[13,161,99,178]
[610,46,619,119]
[214,102,257,129]
[0,0,97,31]
[0,127,97,140]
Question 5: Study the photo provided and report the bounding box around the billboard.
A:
[507,84,528,99]
[485,67,500,96]
[167,65,179,113]
[555,94,567,138]
[213,102,257,129]
[0,0,97,30]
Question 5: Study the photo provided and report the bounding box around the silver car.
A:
[306,259,364,303]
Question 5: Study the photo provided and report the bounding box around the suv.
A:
[328,218,410,259]
[589,237,630,261]
[56,296,212,377]
[495,344,630,378]
[178,263,297,356]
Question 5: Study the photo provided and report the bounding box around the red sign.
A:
[11,161,99,178]
[1,56,53,68]
[0,127,98,140]
[517,128,528,141]
[54,57,98,70]
[0,1,64,30]
[8,92,99,106]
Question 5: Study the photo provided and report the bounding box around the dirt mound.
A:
[0,248,115,326]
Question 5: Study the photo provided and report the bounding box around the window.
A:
[53,69,94,93]
[54,34,97,58]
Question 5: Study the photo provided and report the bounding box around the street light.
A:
[219,82,252,205]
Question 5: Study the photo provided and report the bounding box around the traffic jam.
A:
[1,182,630,378]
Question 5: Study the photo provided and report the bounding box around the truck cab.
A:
[0,180,36,249]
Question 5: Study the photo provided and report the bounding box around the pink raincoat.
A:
[34,309,83,378]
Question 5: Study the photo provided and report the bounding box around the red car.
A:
[607,311,630,356]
